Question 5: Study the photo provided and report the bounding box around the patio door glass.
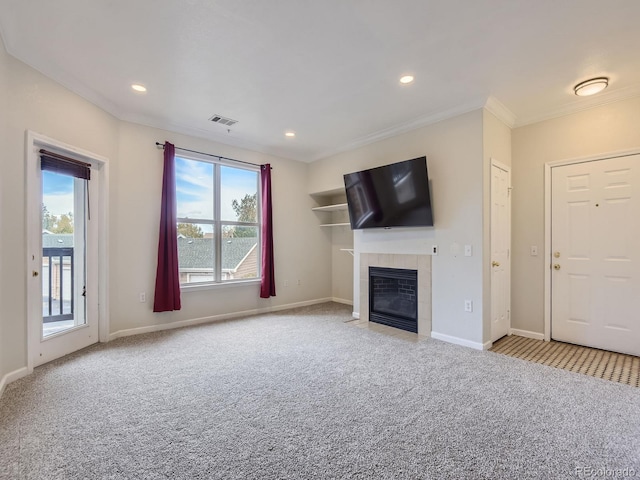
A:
[41,171,87,338]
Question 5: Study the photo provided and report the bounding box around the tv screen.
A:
[343,156,433,229]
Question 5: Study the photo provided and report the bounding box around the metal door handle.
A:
[492,261,500,267]
[32,271,39,277]
[553,264,561,270]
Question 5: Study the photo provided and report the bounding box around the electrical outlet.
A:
[464,300,473,312]
[139,292,146,303]
[432,245,438,255]
[284,280,289,287]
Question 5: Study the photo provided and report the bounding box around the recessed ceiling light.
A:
[131,84,147,93]
[399,75,414,85]
[574,77,608,96]
[285,131,296,138]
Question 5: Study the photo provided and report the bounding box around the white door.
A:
[28,140,102,368]
[551,154,640,356]
[491,162,511,342]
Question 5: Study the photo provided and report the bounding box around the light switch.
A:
[530,246,538,256]
[464,245,472,257]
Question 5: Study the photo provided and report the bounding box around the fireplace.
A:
[369,266,418,333]
[359,253,431,336]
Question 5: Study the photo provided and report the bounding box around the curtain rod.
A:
[155,142,270,169]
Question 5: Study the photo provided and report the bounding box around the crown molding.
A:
[311,98,488,162]
[483,96,517,128]
[119,112,304,162]
[513,83,640,128]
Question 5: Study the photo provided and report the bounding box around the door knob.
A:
[32,271,39,277]
[553,264,561,270]
[554,252,561,258]
[492,261,500,267]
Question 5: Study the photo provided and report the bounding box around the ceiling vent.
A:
[209,114,238,127]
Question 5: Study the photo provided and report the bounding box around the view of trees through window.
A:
[42,204,74,233]
[175,156,260,284]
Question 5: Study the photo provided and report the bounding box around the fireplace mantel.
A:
[359,253,432,336]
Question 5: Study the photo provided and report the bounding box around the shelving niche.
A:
[310,188,354,304]
[310,188,351,227]
[311,203,350,227]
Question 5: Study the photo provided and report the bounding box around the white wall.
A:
[331,225,354,304]
[511,96,640,335]
[0,39,120,378]
[309,110,486,346]
[0,40,331,383]
[110,122,330,334]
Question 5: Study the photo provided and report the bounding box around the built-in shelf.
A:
[311,203,348,212]
[340,248,354,256]
[312,191,352,228]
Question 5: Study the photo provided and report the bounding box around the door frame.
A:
[490,158,511,341]
[543,148,640,342]
[25,131,110,372]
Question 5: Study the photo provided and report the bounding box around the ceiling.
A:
[1,0,640,163]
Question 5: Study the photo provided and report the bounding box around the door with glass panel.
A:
[35,156,99,366]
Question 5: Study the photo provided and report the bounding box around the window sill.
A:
[180,279,261,292]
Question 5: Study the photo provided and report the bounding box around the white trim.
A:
[509,328,544,341]
[543,148,640,169]
[108,297,334,341]
[331,297,353,306]
[430,331,491,351]
[352,311,360,319]
[25,131,110,366]
[543,148,640,343]
[0,367,30,399]
[180,278,261,292]
[544,163,552,342]
[513,84,640,128]
[311,99,487,162]
[484,96,517,128]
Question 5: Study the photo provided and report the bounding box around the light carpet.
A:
[1,302,639,479]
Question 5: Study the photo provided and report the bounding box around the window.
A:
[175,155,260,285]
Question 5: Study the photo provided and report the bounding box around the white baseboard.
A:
[352,311,360,320]
[431,331,491,351]
[108,297,336,341]
[331,297,353,306]
[0,367,30,399]
[509,328,544,341]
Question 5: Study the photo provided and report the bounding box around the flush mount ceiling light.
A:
[131,84,147,93]
[399,75,414,85]
[285,131,296,138]
[574,77,608,96]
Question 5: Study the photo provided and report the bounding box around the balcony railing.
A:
[42,247,74,323]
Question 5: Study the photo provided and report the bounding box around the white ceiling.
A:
[1,0,640,162]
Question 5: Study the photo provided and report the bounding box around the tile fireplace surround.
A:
[359,253,432,336]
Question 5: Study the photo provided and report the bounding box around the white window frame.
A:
[175,152,261,289]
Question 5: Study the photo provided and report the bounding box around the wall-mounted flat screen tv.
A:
[343,156,433,229]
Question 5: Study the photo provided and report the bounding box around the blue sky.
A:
[43,158,258,222]
[175,156,258,221]
[42,171,74,216]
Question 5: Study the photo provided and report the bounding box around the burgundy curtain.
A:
[260,164,276,298]
[153,142,181,312]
